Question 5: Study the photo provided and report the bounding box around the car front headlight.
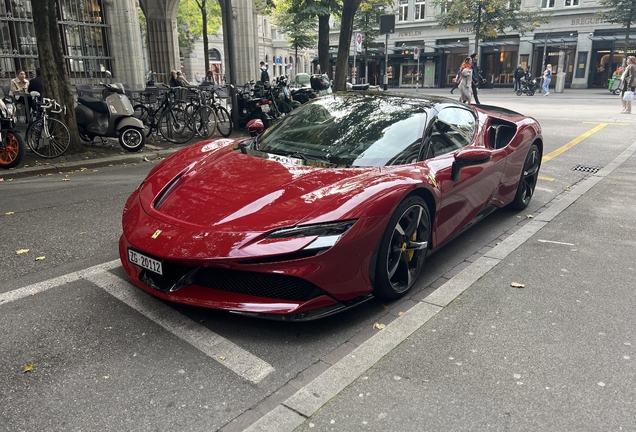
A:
[266,220,357,250]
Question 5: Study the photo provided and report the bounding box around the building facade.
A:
[336,0,633,89]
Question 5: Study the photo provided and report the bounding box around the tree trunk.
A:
[318,13,330,75]
[31,0,81,152]
[202,0,210,73]
[473,4,481,56]
[334,0,361,91]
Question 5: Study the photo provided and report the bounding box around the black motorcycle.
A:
[516,74,538,96]
[235,82,275,129]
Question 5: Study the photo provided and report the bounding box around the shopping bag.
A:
[623,91,634,101]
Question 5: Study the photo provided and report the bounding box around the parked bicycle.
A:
[132,87,196,144]
[26,93,71,158]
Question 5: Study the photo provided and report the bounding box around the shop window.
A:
[443,0,453,13]
[564,0,579,6]
[415,0,426,20]
[398,0,409,22]
[541,0,555,8]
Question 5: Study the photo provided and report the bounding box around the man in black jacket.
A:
[470,53,483,104]
[514,65,525,91]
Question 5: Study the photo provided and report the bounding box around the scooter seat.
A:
[78,96,110,114]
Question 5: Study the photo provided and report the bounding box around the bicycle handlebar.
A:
[41,98,66,114]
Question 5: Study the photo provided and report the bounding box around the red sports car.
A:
[119,93,542,320]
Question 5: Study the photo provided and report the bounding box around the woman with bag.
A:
[542,64,552,96]
[458,57,473,104]
[620,56,636,114]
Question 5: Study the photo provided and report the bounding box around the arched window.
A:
[208,49,222,61]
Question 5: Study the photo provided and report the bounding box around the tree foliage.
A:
[271,0,318,76]
[433,0,550,54]
[177,0,222,55]
[354,0,393,54]
[597,0,636,66]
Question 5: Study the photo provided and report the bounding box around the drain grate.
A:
[571,164,602,174]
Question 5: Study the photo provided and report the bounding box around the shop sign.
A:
[458,26,474,34]
[397,31,422,37]
[571,17,603,25]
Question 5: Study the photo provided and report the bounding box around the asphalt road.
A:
[0,89,632,432]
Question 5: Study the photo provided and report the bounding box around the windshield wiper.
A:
[286,151,330,164]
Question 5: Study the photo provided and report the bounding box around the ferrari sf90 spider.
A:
[119,93,542,320]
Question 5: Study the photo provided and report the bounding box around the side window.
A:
[426,107,476,157]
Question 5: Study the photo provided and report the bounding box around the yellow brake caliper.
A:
[405,227,417,262]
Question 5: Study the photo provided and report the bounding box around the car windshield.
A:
[256,94,430,167]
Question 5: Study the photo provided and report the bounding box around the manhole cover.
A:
[571,164,601,173]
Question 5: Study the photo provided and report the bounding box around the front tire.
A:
[516,90,523,96]
[0,130,25,169]
[374,196,430,300]
[510,143,541,210]
[119,127,146,152]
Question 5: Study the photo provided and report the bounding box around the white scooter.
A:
[75,83,146,152]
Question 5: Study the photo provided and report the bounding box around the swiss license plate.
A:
[261,104,270,113]
[128,249,163,275]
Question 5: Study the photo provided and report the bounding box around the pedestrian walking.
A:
[259,61,269,84]
[470,53,483,104]
[542,64,552,96]
[514,65,525,92]
[620,56,636,114]
[458,57,473,104]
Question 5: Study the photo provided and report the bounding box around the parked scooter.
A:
[0,97,25,169]
[75,83,146,152]
[516,74,538,96]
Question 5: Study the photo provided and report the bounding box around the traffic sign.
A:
[356,33,362,52]
[414,47,419,59]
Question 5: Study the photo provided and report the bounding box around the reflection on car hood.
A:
[147,147,377,231]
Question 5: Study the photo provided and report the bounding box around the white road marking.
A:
[85,271,275,384]
[537,239,575,246]
[0,259,120,305]
[2,260,275,384]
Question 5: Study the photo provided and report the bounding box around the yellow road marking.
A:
[542,123,608,163]
[538,175,555,181]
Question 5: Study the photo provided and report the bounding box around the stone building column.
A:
[139,0,180,85]
[103,0,146,90]
[231,0,260,84]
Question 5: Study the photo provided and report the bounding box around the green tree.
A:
[31,0,81,153]
[433,0,550,55]
[177,0,222,69]
[271,0,318,78]
[597,0,636,67]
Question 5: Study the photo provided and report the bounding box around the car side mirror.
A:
[247,119,265,137]
[452,148,491,181]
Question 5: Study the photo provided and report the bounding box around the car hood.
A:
[141,145,382,232]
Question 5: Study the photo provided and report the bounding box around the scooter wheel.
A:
[528,90,535,96]
[119,127,146,152]
[516,90,523,96]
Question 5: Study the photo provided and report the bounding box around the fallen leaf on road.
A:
[373,322,386,330]
[143,157,150,162]
[398,312,405,317]
[526,214,534,219]
[564,187,571,191]
[219,356,226,361]
[104,376,109,379]
[35,256,46,261]
[510,282,525,288]
[6,211,14,215]
[22,363,34,373]
[80,232,86,235]
[92,170,98,172]
[62,178,70,181]
[16,249,29,254]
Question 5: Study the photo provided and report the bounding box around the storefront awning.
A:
[479,41,519,47]
[589,36,622,41]
[528,37,578,45]
[428,43,469,49]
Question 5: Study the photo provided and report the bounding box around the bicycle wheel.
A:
[194,106,217,139]
[214,105,233,137]
[26,117,71,158]
[132,104,152,137]
[158,108,196,144]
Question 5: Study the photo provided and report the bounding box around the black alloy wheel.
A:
[374,196,431,299]
[119,127,146,152]
[510,143,541,210]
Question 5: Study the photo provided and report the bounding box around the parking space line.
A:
[542,123,608,163]
[0,259,120,305]
[85,271,275,384]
